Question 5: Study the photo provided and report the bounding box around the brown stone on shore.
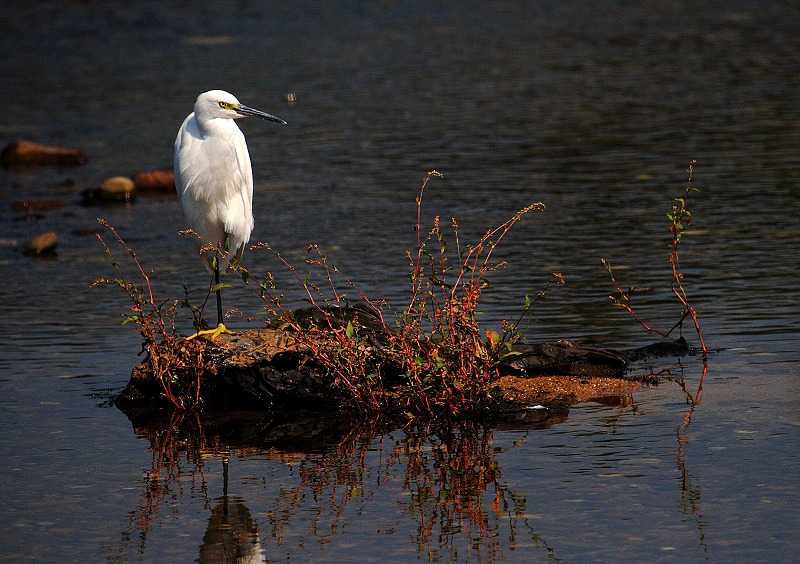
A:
[1,141,87,167]
[133,169,175,193]
[23,231,58,256]
[81,176,136,205]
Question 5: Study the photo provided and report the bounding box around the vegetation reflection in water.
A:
[108,357,707,561]
[110,410,552,560]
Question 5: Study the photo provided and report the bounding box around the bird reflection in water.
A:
[198,457,266,564]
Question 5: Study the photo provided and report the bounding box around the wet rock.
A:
[619,337,690,361]
[81,176,136,205]
[505,340,630,378]
[133,169,175,193]
[23,231,58,256]
[2,141,87,167]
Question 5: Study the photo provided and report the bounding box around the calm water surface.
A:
[1,2,798,562]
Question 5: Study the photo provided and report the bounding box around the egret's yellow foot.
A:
[185,323,233,341]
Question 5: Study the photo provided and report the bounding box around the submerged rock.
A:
[11,200,64,214]
[1,141,87,167]
[23,231,58,256]
[81,176,136,205]
[133,169,175,193]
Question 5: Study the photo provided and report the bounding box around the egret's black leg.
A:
[186,253,232,340]
[215,255,224,327]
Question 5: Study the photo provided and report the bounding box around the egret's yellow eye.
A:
[218,101,232,110]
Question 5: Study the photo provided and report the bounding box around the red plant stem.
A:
[668,161,708,358]
[97,219,204,411]
[601,161,707,359]
[414,171,442,277]
[602,258,669,338]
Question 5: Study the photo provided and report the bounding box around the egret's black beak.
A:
[235,104,287,125]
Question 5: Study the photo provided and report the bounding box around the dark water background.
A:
[1,1,798,561]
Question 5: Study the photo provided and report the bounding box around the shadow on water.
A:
[109,361,708,562]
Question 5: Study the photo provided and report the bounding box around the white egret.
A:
[174,89,286,339]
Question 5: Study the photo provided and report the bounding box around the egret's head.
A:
[193,90,287,125]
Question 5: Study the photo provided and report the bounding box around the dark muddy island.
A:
[116,306,692,420]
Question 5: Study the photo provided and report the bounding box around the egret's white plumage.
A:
[175,89,286,271]
[174,89,286,335]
